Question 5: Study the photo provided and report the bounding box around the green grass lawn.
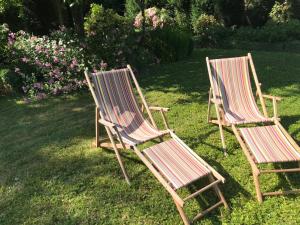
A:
[1,48,300,225]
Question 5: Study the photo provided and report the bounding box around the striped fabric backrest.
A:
[90,68,145,127]
[208,56,259,113]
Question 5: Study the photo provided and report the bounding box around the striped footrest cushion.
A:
[143,139,211,189]
[239,125,300,163]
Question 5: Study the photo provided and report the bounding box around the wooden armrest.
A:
[211,98,222,105]
[149,106,170,112]
[98,119,115,127]
[262,94,282,101]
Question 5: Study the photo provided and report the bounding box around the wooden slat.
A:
[263,189,300,196]
[184,179,221,201]
[192,201,223,222]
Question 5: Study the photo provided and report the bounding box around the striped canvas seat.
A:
[239,125,300,163]
[210,57,272,124]
[143,139,211,189]
[91,68,164,146]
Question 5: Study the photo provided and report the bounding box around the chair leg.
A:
[174,199,190,225]
[95,107,100,147]
[218,123,227,156]
[207,89,212,123]
[105,127,130,184]
[253,171,263,203]
[208,174,228,209]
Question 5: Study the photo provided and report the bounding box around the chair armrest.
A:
[149,106,170,129]
[262,94,282,101]
[149,106,170,112]
[211,98,222,105]
[98,119,115,128]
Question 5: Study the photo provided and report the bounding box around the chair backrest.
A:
[87,68,149,130]
[207,56,262,116]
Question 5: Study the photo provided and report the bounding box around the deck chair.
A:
[85,66,228,224]
[206,53,300,202]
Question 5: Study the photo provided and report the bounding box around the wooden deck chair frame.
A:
[232,120,300,203]
[206,54,300,202]
[206,53,282,154]
[85,65,228,224]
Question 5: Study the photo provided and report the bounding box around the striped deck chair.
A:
[85,65,228,224]
[206,54,300,202]
[206,53,281,152]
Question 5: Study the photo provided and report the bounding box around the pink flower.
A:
[35,45,42,52]
[35,60,42,67]
[44,62,52,68]
[22,57,29,63]
[33,82,43,89]
[36,92,47,100]
[70,58,78,69]
[152,15,160,28]
[48,79,54,84]
[146,7,157,18]
[53,56,59,63]
[89,31,96,36]
[8,32,16,45]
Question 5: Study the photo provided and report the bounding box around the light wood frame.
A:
[232,122,300,203]
[206,54,300,202]
[85,65,228,224]
[206,53,282,155]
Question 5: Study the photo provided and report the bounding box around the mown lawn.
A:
[1,48,300,225]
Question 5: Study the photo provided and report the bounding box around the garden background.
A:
[1,0,300,224]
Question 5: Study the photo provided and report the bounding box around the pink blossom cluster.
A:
[133,7,170,30]
[8,29,96,101]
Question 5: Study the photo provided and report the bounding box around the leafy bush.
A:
[7,27,89,99]
[84,4,134,68]
[193,14,230,47]
[269,1,291,23]
[233,19,300,43]
[146,27,193,62]
[0,68,13,95]
[0,23,9,61]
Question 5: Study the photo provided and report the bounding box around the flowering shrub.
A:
[193,14,229,47]
[134,7,172,30]
[7,27,92,99]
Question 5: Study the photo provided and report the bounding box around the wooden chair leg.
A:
[95,107,100,147]
[174,199,190,225]
[105,127,130,184]
[253,171,263,203]
[208,174,228,209]
[207,89,212,123]
[218,123,227,155]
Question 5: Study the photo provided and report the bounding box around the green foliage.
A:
[244,0,275,27]
[146,27,193,62]
[234,19,300,43]
[214,0,245,26]
[0,23,9,60]
[191,0,214,24]
[193,14,230,47]
[0,68,13,94]
[84,4,133,67]
[269,1,291,23]
[125,0,140,18]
